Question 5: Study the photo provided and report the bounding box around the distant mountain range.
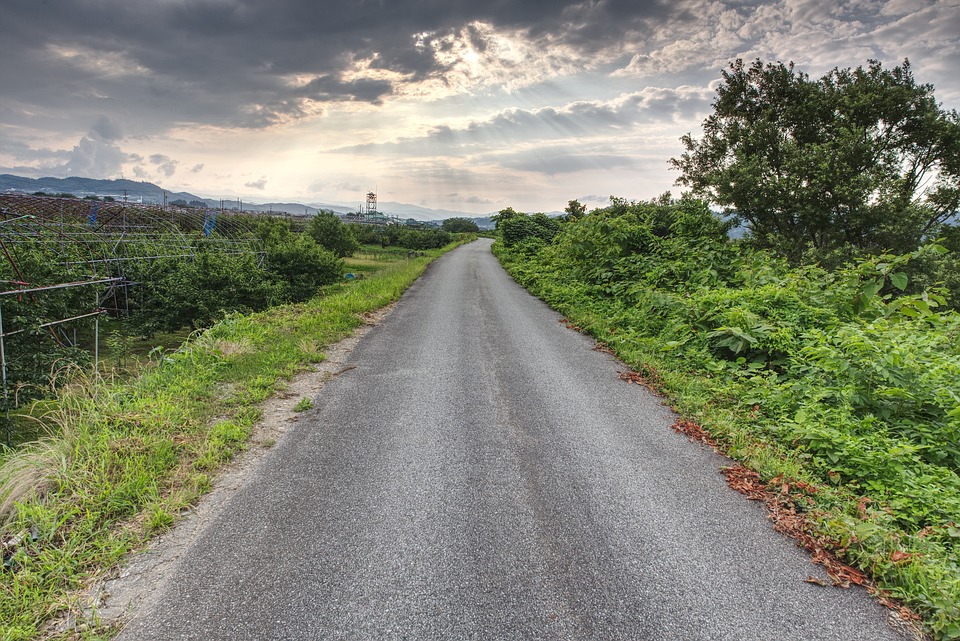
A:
[0,174,498,228]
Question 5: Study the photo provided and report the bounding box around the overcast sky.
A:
[1,0,958,214]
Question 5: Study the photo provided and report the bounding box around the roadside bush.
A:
[391,228,452,250]
[253,217,344,302]
[442,217,480,233]
[264,234,343,302]
[127,244,271,335]
[499,212,560,248]
[347,223,382,245]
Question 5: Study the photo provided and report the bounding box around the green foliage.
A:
[125,217,344,336]
[127,244,271,335]
[392,228,452,250]
[306,212,360,257]
[0,236,94,405]
[673,58,960,262]
[31,192,76,199]
[253,218,343,303]
[346,223,383,245]
[106,326,132,369]
[441,217,480,233]
[564,199,587,221]
[498,212,561,248]
[491,206,522,228]
[495,194,960,638]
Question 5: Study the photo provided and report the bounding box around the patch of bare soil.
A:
[77,305,395,634]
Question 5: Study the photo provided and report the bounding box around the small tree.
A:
[564,199,587,221]
[672,58,960,263]
[492,207,522,230]
[264,234,343,302]
[306,212,359,257]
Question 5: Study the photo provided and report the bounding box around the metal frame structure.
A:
[0,193,267,445]
[340,191,403,226]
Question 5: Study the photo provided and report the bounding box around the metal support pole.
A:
[94,291,99,376]
[0,303,9,447]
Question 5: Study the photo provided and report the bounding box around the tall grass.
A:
[0,239,469,640]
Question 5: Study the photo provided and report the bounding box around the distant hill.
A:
[0,174,485,222]
[0,174,203,205]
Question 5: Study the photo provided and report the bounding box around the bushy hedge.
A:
[125,218,343,335]
[0,217,345,410]
[346,223,453,250]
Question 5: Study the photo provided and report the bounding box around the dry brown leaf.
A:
[890,550,915,564]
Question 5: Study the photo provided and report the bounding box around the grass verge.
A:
[0,238,471,641]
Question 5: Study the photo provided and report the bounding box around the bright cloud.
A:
[0,0,955,213]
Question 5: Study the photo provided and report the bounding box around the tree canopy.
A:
[306,211,359,257]
[564,199,587,221]
[441,217,480,233]
[672,58,960,263]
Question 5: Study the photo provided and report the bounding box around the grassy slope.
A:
[0,238,471,641]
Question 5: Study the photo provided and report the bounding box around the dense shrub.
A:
[261,235,342,303]
[390,228,452,250]
[127,244,272,335]
[253,217,343,302]
[498,212,560,248]
[442,217,480,233]
[346,223,382,245]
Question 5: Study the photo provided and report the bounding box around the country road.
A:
[117,239,902,640]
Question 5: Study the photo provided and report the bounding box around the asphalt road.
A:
[118,239,902,640]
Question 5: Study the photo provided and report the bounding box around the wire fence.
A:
[0,193,270,444]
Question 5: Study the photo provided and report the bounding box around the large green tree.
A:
[672,58,960,262]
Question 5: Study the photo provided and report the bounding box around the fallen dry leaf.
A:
[890,550,915,564]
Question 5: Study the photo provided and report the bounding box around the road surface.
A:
[118,239,901,640]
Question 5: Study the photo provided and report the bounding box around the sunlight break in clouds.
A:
[0,0,956,214]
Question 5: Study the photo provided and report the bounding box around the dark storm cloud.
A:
[0,0,667,136]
